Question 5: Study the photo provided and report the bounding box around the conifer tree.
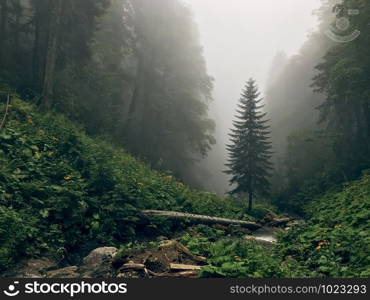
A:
[225,79,273,212]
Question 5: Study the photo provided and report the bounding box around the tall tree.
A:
[0,0,8,66]
[30,0,109,108]
[313,0,370,178]
[225,79,273,212]
[124,0,215,181]
[41,0,62,109]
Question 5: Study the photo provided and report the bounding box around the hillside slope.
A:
[0,99,248,271]
[1,98,369,278]
[277,174,370,277]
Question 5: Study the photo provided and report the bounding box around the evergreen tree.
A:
[312,0,370,179]
[124,0,215,181]
[0,0,215,188]
[225,79,273,212]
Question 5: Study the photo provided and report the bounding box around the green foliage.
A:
[0,206,37,271]
[312,0,370,178]
[246,202,278,220]
[0,99,246,270]
[277,173,370,277]
[200,239,287,278]
[179,226,307,278]
[0,0,215,188]
[225,78,273,211]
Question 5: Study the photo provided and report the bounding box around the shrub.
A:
[0,207,36,271]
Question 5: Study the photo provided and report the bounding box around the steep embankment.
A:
[0,98,252,272]
[277,174,370,277]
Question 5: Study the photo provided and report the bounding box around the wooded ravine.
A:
[0,0,369,278]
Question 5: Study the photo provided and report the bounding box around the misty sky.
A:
[184,0,321,125]
[183,0,323,192]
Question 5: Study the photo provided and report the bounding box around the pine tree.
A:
[225,79,273,212]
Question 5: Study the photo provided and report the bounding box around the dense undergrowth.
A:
[0,98,369,278]
[277,173,370,277]
[181,174,370,278]
[0,98,250,271]
[116,174,370,278]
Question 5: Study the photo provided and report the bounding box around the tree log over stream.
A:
[141,210,261,230]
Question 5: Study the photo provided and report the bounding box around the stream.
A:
[252,227,278,244]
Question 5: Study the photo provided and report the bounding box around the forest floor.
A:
[111,214,296,278]
[4,214,297,278]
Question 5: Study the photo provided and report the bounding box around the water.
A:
[249,227,278,244]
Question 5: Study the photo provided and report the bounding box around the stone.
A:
[79,247,118,278]
[46,266,79,278]
[11,258,56,278]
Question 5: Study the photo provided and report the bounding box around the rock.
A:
[116,271,144,278]
[79,247,118,278]
[11,258,57,278]
[82,247,118,266]
[159,240,201,260]
[46,266,79,278]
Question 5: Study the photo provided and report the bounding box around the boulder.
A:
[79,247,117,278]
[11,258,56,278]
[46,266,79,278]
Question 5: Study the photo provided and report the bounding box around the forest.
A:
[0,0,369,279]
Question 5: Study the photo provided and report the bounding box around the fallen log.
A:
[170,264,201,271]
[141,210,261,230]
[147,270,199,278]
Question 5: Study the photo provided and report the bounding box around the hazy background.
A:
[183,0,323,193]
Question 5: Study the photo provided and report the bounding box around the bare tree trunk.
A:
[248,189,253,213]
[32,8,41,90]
[32,0,49,93]
[127,49,145,120]
[126,46,154,152]
[41,0,62,109]
[0,0,8,66]
[247,160,253,212]
[362,99,370,150]
[13,0,21,50]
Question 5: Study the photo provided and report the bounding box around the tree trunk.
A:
[13,0,21,50]
[41,0,62,109]
[362,99,370,151]
[141,210,261,230]
[247,170,253,213]
[32,0,50,92]
[125,46,154,153]
[127,49,145,118]
[248,190,253,213]
[0,0,8,66]
[32,8,41,90]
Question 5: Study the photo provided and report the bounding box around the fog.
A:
[184,0,323,193]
